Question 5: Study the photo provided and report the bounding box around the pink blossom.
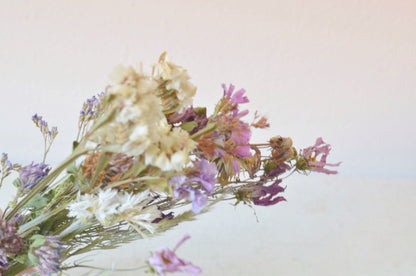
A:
[235,145,251,158]
[222,83,249,104]
[148,235,202,276]
[302,137,341,174]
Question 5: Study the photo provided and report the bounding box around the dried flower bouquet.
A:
[0,53,339,276]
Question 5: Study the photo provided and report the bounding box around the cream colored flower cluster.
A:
[152,52,197,112]
[90,56,196,171]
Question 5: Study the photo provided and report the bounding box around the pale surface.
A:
[0,0,415,275]
[67,176,416,276]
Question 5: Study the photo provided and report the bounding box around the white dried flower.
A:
[90,61,196,171]
[67,189,161,233]
[153,52,197,112]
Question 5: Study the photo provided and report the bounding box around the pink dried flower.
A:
[222,84,249,104]
[148,234,201,276]
[302,137,341,175]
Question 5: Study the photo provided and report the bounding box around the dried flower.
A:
[90,64,196,172]
[30,235,64,275]
[0,217,25,272]
[67,189,161,233]
[301,137,340,174]
[250,180,286,206]
[153,52,197,113]
[170,176,208,214]
[80,92,105,121]
[19,162,51,192]
[189,159,218,194]
[270,136,297,166]
[148,234,201,276]
[222,83,249,105]
[32,114,58,141]
[81,152,134,190]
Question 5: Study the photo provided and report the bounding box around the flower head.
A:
[0,217,25,272]
[171,176,208,214]
[189,159,218,194]
[19,162,51,191]
[30,235,64,275]
[67,189,161,233]
[79,92,105,122]
[32,114,58,141]
[222,83,249,105]
[90,64,196,172]
[153,52,197,113]
[301,138,340,175]
[148,234,201,276]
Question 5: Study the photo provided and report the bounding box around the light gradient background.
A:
[0,0,415,275]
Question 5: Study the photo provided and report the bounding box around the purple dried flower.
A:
[148,234,201,276]
[1,153,12,172]
[79,92,105,121]
[32,114,58,141]
[167,107,196,124]
[302,137,341,175]
[0,218,25,272]
[251,180,286,206]
[19,162,51,191]
[168,106,208,135]
[32,236,64,275]
[189,159,217,194]
[0,153,18,183]
[173,184,207,214]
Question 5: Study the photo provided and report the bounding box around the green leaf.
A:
[194,107,206,116]
[190,122,217,140]
[14,254,27,264]
[12,178,21,188]
[180,121,198,133]
[73,141,80,151]
[28,252,39,266]
[25,194,49,210]
[30,234,46,248]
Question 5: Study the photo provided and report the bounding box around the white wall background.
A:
[0,0,415,275]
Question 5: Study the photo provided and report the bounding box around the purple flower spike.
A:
[33,236,64,275]
[148,234,202,276]
[19,162,51,191]
[251,180,286,206]
[302,138,341,175]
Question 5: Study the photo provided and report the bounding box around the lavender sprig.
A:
[0,153,21,189]
[77,92,105,141]
[32,114,58,163]
[29,235,64,275]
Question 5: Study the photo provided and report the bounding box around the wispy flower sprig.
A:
[32,114,58,163]
[0,53,339,276]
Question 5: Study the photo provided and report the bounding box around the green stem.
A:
[6,261,32,276]
[5,146,90,221]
